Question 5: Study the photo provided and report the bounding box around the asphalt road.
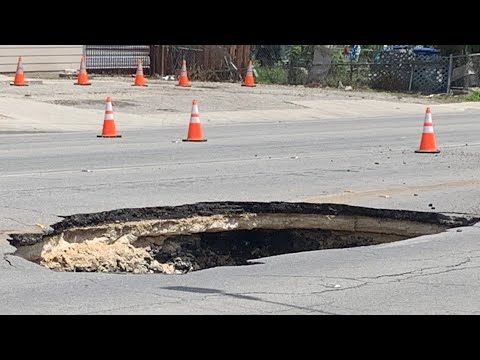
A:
[1,111,480,314]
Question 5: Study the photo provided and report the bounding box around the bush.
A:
[255,66,288,85]
[287,45,314,68]
[466,91,480,102]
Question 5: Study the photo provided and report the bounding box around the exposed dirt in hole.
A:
[149,229,405,272]
[8,202,480,275]
[39,237,175,274]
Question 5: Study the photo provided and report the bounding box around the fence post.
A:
[150,45,157,75]
[161,46,166,77]
[408,63,415,91]
[349,60,353,84]
[446,54,454,94]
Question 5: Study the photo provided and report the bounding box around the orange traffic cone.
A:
[242,60,256,87]
[176,59,191,87]
[97,97,122,138]
[133,59,147,86]
[415,107,439,153]
[183,100,207,142]
[74,56,91,85]
[11,56,28,86]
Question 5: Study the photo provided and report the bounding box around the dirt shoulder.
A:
[1,75,479,133]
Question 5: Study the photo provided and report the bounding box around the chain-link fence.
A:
[245,45,384,86]
[84,45,479,94]
[248,45,310,85]
[241,46,479,93]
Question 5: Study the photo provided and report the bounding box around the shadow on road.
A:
[161,285,335,314]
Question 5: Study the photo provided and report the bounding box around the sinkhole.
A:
[8,202,479,274]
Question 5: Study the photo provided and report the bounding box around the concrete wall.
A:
[307,45,334,84]
[0,45,84,73]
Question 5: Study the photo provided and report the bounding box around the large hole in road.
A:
[8,202,479,274]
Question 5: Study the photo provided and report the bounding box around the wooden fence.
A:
[151,45,251,79]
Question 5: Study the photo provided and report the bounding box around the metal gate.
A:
[85,45,151,72]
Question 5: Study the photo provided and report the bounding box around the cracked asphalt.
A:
[1,77,480,314]
[1,225,479,314]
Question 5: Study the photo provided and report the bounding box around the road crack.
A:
[2,255,17,268]
[354,258,478,284]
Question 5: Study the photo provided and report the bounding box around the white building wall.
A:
[0,45,83,72]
